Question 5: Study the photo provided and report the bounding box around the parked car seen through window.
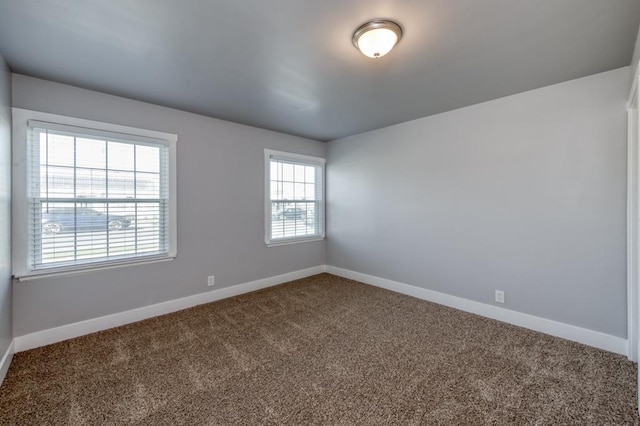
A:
[42,207,132,234]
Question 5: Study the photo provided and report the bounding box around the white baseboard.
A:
[0,340,14,385]
[326,266,628,356]
[14,265,327,352]
[13,264,627,357]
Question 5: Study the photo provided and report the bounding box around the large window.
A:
[12,109,177,279]
[265,150,325,245]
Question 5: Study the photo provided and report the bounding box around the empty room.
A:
[1,0,640,424]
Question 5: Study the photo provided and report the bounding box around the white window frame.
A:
[12,108,178,281]
[264,149,326,246]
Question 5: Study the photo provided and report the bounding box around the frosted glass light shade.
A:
[353,20,402,59]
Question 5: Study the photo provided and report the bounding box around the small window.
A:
[265,150,325,246]
[12,109,177,279]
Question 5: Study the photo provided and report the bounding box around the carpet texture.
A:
[0,273,637,425]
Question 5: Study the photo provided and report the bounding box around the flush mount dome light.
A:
[352,19,403,58]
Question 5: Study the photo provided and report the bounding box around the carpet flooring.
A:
[0,273,637,425]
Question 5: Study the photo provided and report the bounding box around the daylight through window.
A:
[24,119,176,273]
[265,150,325,245]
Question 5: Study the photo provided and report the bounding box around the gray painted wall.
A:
[0,56,12,354]
[631,24,640,84]
[327,67,629,338]
[11,75,326,337]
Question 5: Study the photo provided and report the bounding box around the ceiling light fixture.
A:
[352,19,403,59]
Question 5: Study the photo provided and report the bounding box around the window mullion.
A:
[134,145,138,254]
[105,140,110,258]
[72,135,78,263]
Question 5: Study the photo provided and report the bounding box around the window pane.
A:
[282,163,294,181]
[41,166,75,198]
[136,203,162,254]
[305,166,315,184]
[45,133,75,167]
[38,200,166,264]
[76,138,106,169]
[294,164,305,182]
[136,145,160,172]
[305,184,315,200]
[39,201,141,264]
[282,182,294,200]
[270,180,279,200]
[40,202,77,264]
[107,171,135,198]
[107,141,134,171]
[76,168,106,198]
[270,200,317,239]
[136,172,160,199]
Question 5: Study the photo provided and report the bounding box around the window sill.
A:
[14,255,176,282]
[266,236,325,247]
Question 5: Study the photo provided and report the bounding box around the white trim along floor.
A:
[9,266,627,366]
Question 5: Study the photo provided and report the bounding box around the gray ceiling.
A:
[0,1,639,141]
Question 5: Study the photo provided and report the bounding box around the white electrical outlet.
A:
[495,290,505,304]
[207,275,215,287]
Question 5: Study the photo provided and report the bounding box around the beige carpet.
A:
[0,273,637,425]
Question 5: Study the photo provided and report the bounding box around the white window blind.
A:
[265,150,325,245]
[23,118,175,274]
